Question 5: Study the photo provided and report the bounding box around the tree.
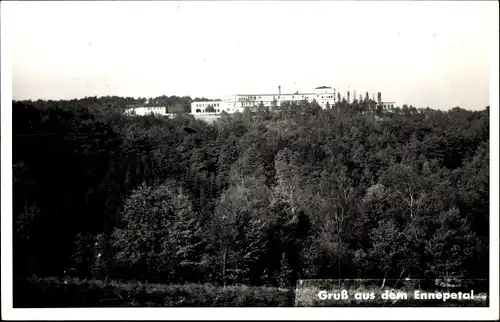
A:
[168,103,185,114]
[271,99,278,110]
[91,233,112,279]
[380,164,426,222]
[276,253,293,288]
[208,175,271,285]
[256,103,270,121]
[112,182,204,282]
[424,207,479,280]
[205,105,216,113]
[369,218,404,279]
[72,233,95,277]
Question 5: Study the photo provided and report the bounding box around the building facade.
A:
[380,101,396,109]
[124,106,177,118]
[191,86,338,115]
[124,106,167,116]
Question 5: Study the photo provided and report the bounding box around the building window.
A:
[196,109,201,113]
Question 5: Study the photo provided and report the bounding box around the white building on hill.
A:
[124,86,395,117]
[191,86,337,115]
[124,106,177,118]
[124,106,167,116]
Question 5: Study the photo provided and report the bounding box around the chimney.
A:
[278,86,281,95]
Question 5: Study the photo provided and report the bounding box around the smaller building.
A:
[191,101,225,114]
[124,106,168,116]
[379,101,396,109]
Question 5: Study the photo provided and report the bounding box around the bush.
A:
[14,277,295,307]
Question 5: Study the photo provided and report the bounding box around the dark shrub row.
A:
[14,277,295,307]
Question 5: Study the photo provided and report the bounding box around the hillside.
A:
[12,99,489,305]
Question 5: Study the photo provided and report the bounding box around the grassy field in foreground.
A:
[14,276,295,307]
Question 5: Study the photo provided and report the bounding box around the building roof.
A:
[233,86,334,97]
[233,92,329,97]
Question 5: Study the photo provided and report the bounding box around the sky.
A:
[5,1,499,110]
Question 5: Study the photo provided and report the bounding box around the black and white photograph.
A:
[1,0,498,320]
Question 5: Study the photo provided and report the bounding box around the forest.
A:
[12,95,490,306]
